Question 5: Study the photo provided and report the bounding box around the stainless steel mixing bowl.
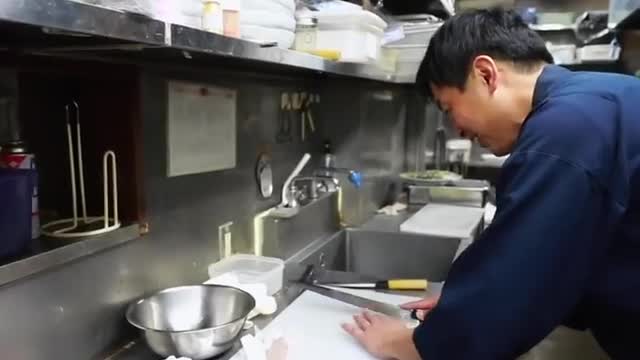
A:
[126,285,255,359]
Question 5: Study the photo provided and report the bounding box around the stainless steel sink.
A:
[287,228,461,282]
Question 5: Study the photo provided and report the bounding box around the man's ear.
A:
[471,55,498,94]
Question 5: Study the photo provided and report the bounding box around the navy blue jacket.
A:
[414,65,640,359]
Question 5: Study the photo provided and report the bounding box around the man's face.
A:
[430,63,519,156]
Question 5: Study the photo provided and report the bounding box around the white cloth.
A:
[205,273,278,319]
[232,326,288,360]
[376,202,407,216]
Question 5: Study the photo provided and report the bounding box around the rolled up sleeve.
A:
[413,151,611,359]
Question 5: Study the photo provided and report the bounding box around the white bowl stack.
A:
[153,0,204,29]
[240,0,296,48]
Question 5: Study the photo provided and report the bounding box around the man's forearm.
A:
[389,328,422,360]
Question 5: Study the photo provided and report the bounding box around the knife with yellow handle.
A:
[321,279,429,291]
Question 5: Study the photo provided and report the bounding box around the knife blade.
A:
[295,281,412,320]
[320,279,429,291]
[286,263,428,291]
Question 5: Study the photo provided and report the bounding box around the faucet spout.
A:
[280,153,311,208]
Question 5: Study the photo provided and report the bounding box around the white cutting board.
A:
[231,290,421,360]
[400,203,485,238]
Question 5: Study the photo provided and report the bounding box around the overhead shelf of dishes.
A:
[0,0,432,84]
[525,9,625,67]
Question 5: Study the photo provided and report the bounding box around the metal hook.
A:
[103,151,119,228]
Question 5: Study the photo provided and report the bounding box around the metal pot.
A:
[126,285,256,360]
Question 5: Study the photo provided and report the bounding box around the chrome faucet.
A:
[313,167,363,189]
[314,140,363,189]
[287,167,362,207]
[279,153,311,209]
[291,176,337,201]
[279,149,363,212]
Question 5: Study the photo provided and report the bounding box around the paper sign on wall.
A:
[167,81,237,177]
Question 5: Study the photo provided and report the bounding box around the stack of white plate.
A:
[241,0,296,48]
[153,0,204,29]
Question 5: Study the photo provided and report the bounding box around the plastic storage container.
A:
[315,10,387,63]
[208,254,284,295]
[202,0,223,33]
[547,43,576,65]
[577,43,621,62]
[223,0,241,38]
[385,17,441,47]
[294,14,318,52]
[383,44,427,81]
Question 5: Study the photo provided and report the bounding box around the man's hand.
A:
[400,296,440,321]
[341,310,421,360]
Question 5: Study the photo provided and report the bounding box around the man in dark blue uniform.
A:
[343,7,640,360]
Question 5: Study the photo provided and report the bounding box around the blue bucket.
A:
[0,168,35,258]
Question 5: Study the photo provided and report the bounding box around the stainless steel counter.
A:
[104,258,447,360]
[0,0,412,83]
[104,284,308,360]
[106,283,444,360]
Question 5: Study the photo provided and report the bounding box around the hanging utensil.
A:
[276,93,293,144]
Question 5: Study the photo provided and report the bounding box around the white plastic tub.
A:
[577,44,621,62]
[315,10,387,63]
[384,44,427,80]
[547,43,576,65]
[208,254,284,295]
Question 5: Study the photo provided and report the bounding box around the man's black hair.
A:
[417,7,553,98]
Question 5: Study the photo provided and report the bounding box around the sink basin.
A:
[287,228,461,282]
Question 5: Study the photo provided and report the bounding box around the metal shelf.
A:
[169,25,399,83]
[0,0,166,45]
[0,224,140,287]
[0,0,408,83]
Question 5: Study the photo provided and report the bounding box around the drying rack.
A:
[41,101,121,238]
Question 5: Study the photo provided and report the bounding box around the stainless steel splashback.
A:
[262,193,340,259]
[0,66,411,359]
[319,82,408,226]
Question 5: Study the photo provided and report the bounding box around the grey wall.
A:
[0,66,409,359]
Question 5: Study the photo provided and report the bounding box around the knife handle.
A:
[382,279,428,290]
